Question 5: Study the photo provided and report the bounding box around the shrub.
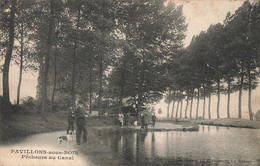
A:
[20,96,38,112]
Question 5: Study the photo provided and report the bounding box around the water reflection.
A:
[96,126,260,166]
[151,132,155,158]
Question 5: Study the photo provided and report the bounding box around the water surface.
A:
[91,125,260,166]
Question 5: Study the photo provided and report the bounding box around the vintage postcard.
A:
[0,0,259,165]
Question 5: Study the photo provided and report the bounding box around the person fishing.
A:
[74,99,87,145]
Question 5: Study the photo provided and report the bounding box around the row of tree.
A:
[1,0,186,115]
[1,1,259,120]
[165,1,260,120]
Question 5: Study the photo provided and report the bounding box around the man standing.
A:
[141,114,145,129]
[75,100,87,145]
[151,113,156,128]
[124,113,129,127]
[67,107,75,134]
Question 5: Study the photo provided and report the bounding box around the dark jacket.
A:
[68,111,75,122]
[75,106,86,126]
[152,115,156,121]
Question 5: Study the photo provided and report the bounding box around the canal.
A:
[87,125,260,166]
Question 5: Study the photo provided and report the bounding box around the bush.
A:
[0,96,23,114]
[20,96,38,113]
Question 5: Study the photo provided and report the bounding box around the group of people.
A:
[116,113,157,128]
[68,100,157,144]
[117,114,130,126]
[67,100,87,145]
[141,113,156,129]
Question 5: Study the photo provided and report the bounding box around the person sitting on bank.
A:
[67,107,75,134]
[75,99,87,145]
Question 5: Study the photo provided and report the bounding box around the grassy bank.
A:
[193,118,260,129]
[158,117,260,129]
[0,111,118,144]
[0,111,69,143]
[5,111,256,145]
[0,112,201,144]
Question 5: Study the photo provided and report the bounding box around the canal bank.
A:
[193,118,260,129]
[158,117,260,129]
[0,114,198,144]
[92,122,199,135]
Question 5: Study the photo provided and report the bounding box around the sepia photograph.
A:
[0,0,260,165]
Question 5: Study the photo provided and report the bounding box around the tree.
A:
[179,95,183,118]
[14,0,36,105]
[187,32,208,119]
[171,90,176,118]
[85,0,117,115]
[184,96,189,118]
[224,1,260,119]
[39,0,54,114]
[29,0,187,117]
[71,1,81,109]
[165,89,172,118]
[110,0,187,112]
[206,24,225,119]
[2,0,16,105]
[244,2,260,120]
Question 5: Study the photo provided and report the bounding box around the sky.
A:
[1,0,259,119]
[176,0,245,47]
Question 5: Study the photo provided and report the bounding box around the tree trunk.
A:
[171,90,176,118]
[175,100,179,118]
[3,0,16,105]
[203,84,206,119]
[184,96,189,118]
[190,90,194,118]
[208,93,211,119]
[238,64,244,118]
[248,66,253,120]
[167,90,171,118]
[51,44,57,112]
[167,101,170,118]
[196,88,200,119]
[89,58,93,114]
[227,78,231,118]
[71,3,81,109]
[217,80,220,119]
[171,100,175,118]
[17,22,24,106]
[41,0,54,114]
[97,56,103,115]
[119,68,126,114]
[247,6,253,121]
[179,99,183,118]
